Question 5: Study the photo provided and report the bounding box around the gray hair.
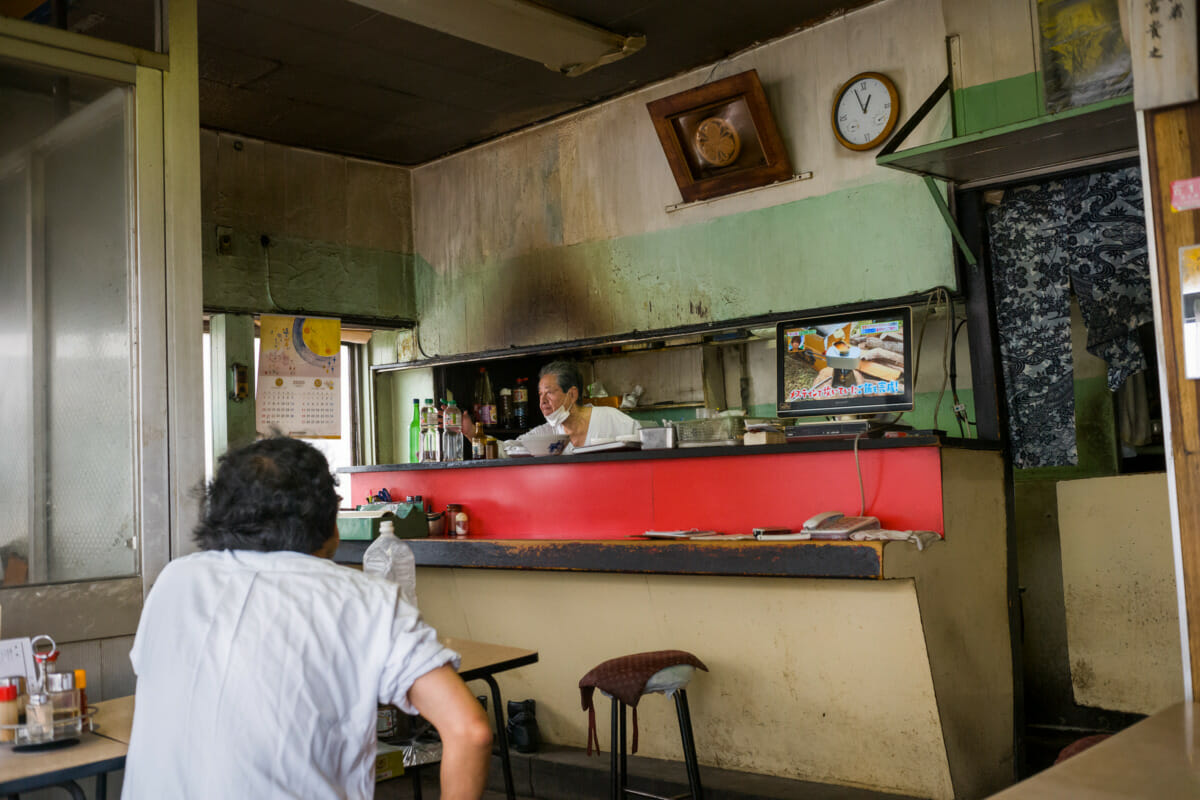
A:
[538,360,584,396]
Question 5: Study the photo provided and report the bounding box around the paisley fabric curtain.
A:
[986,166,1151,468]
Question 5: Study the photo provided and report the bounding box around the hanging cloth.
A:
[986,166,1152,468]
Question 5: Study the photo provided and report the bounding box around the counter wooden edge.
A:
[336,537,885,578]
[339,436,1000,474]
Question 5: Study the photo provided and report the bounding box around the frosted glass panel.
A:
[0,60,135,585]
[0,168,32,584]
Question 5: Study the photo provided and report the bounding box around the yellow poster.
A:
[1180,246,1200,379]
[256,314,341,438]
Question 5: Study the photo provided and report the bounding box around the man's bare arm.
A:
[408,665,493,799]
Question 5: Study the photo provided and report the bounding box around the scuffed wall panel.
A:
[412,0,957,356]
[1057,473,1185,713]
[201,130,417,321]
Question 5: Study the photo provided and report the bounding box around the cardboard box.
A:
[744,430,786,445]
[375,741,406,782]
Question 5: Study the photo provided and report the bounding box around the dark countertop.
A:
[335,536,889,579]
[340,434,999,474]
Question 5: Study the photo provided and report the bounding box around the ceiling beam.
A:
[345,0,645,77]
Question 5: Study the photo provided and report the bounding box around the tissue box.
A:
[337,510,394,541]
[337,503,428,541]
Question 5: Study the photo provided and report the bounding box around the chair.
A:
[579,650,708,800]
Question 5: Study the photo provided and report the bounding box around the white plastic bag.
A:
[362,520,418,608]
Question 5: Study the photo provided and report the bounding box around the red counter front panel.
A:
[348,447,944,539]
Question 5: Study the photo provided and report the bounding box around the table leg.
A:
[56,781,87,800]
[480,674,515,800]
[95,771,107,800]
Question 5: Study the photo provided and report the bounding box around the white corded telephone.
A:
[802,511,881,534]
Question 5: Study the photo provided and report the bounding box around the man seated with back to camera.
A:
[123,435,492,799]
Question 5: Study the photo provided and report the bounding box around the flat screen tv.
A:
[776,305,913,418]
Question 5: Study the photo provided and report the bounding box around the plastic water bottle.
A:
[362,520,418,608]
[419,398,440,462]
[442,400,464,462]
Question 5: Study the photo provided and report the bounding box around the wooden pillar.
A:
[1143,99,1200,685]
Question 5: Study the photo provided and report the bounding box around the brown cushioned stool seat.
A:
[579,650,708,800]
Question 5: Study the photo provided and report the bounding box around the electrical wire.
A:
[262,235,284,313]
[853,429,866,516]
[931,291,954,432]
[413,323,432,359]
[950,317,969,437]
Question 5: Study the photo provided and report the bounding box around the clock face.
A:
[693,116,742,167]
[832,73,899,151]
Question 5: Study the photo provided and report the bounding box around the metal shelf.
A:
[876,90,1137,189]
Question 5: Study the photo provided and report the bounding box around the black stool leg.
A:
[618,701,628,797]
[674,690,704,800]
[411,764,423,800]
[610,699,621,800]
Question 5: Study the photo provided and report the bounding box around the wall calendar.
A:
[256,314,341,438]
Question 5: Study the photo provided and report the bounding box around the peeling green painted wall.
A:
[413,174,954,356]
[200,130,417,322]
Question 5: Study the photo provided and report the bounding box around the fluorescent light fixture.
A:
[346,0,645,77]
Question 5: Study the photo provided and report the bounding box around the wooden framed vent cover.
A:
[646,69,792,203]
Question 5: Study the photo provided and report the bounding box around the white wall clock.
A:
[831,72,900,151]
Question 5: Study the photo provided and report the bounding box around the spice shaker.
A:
[454,507,470,537]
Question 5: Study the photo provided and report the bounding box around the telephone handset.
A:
[802,511,881,534]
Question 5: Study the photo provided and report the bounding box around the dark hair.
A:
[538,360,584,396]
[193,436,339,554]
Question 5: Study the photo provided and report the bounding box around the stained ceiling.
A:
[9,0,872,165]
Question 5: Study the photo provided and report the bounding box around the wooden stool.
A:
[579,650,708,800]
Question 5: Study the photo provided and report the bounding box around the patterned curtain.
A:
[986,166,1151,468]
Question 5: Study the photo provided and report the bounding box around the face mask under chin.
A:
[544,402,570,426]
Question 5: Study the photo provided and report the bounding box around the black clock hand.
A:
[853,88,867,113]
[863,94,871,113]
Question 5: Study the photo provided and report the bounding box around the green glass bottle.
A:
[408,398,420,463]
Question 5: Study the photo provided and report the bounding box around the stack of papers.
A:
[752,529,812,541]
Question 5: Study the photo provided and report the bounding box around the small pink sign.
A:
[1172,177,1200,212]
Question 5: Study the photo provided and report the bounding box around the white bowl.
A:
[518,433,570,456]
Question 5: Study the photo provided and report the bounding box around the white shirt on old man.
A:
[123,548,457,799]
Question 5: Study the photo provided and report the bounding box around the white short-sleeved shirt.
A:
[525,405,641,453]
[123,549,458,800]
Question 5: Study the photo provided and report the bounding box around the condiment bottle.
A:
[47,672,82,736]
[74,669,88,726]
[513,378,529,429]
[471,423,487,460]
[498,387,513,427]
[0,676,26,722]
[454,508,470,537]
[0,685,18,743]
[473,367,497,426]
[408,398,420,463]
[443,504,461,537]
[25,689,53,743]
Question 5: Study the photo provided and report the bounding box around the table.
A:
[442,637,539,800]
[987,701,1200,798]
[0,696,132,799]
